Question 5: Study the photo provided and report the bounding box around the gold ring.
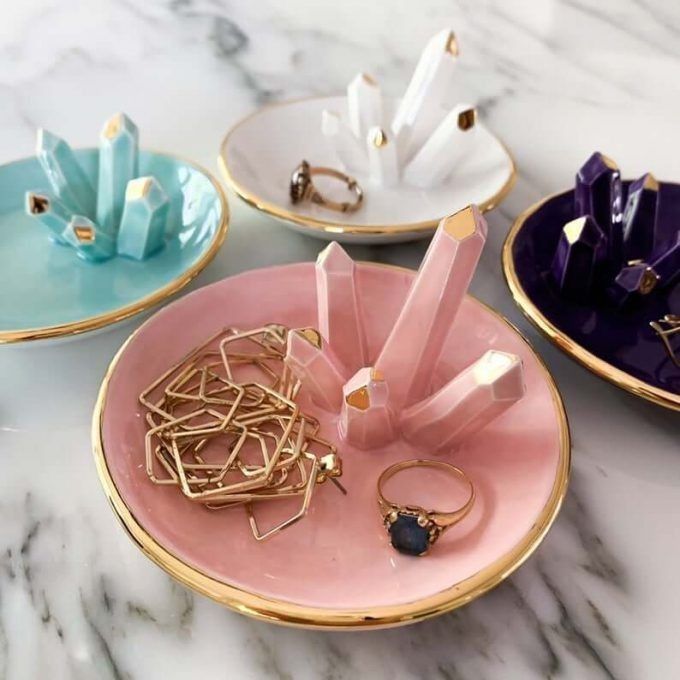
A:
[289,160,363,213]
[377,460,475,556]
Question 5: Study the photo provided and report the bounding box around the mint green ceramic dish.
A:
[0,150,228,344]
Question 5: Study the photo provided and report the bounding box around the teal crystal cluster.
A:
[26,114,170,263]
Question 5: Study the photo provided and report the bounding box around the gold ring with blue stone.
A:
[377,460,475,556]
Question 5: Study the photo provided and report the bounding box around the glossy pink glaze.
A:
[401,350,526,451]
[285,329,347,412]
[375,207,487,408]
[101,262,564,610]
[316,243,368,373]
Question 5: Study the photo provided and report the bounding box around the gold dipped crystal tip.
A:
[126,176,153,201]
[74,225,95,243]
[563,216,588,245]
[441,205,485,241]
[102,112,123,139]
[457,107,477,131]
[346,386,370,410]
[445,31,459,56]
[370,127,389,148]
[27,192,49,215]
[297,328,323,349]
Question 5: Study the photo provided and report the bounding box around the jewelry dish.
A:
[218,97,515,244]
[93,260,570,629]
[0,150,228,345]
[503,184,680,411]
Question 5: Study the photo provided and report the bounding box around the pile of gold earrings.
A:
[140,324,344,540]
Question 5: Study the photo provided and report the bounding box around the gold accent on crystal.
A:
[346,386,370,410]
[91,263,570,628]
[563,217,587,245]
[74,225,95,243]
[445,32,459,56]
[370,368,384,381]
[370,128,388,148]
[126,176,153,200]
[103,113,123,139]
[27,193,49,215]
[600,153,619,171]
[219,96,516,238]
[443,206,477,240]
[502,190,680,411]
[1,152,229,344]
[638,267,659,295]
[457,108,477,132]
[361,73,377,86]
[298,328,322,348]
[642,173,659,191]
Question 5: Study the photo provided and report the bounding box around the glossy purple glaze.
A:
[512,182,680,395]
[622,174,658,262]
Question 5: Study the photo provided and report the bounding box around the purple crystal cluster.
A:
[550,152,680,309]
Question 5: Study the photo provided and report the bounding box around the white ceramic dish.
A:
[219,97,516,244]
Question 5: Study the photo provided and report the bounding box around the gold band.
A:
[377,459,475,529]
[290,160,363,214]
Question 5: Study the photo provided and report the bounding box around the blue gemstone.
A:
[389,513,430,556]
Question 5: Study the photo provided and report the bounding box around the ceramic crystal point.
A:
[285,328,348,412]
[25,191,73,245]
[391,29,458,147]
[339,368,395,449]
[366,127,399,187]
[401,350,525,450]
[622,173,659,263]
[316,242,368,372]
[116,176,170,260]
[375,205,487,409]
[574,151,624,268]
[608,263,660,308]
[403,105,477,188]
[36,129,97,218]
[608,230,680,307]
[550,215,606,300]
[96,112,139,235]
[347,72,383,140]
[321,110,366,173]
[62,215,116,263]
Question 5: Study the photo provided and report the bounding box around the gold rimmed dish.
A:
[0,150,229,345]
[503,187,680,411]
[92,261,570,629]
[219,97,515,244]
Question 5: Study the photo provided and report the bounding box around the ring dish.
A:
[219,96,515,244]
[0,150,228,345]
[93,261,570,629]
[503,183,680,410]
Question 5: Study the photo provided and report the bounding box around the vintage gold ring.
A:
[377,460,475,556]
[289,160,363,213]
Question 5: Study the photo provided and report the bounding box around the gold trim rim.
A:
[0,151,230,345]
[502,190,680,412]
[91,261,571,629]
[218,96,517,237]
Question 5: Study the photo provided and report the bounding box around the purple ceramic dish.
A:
[502,181,680,411]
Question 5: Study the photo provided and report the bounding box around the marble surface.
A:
[0,1,678,678]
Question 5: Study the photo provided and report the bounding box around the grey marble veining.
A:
[0,1,679,678]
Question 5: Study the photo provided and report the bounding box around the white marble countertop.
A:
[1,1,679,678]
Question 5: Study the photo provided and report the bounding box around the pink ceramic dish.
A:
[93,262,570,629]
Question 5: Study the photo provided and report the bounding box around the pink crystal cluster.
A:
[285,205,526,451]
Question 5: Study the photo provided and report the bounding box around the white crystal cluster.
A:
[321,29,480,189]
